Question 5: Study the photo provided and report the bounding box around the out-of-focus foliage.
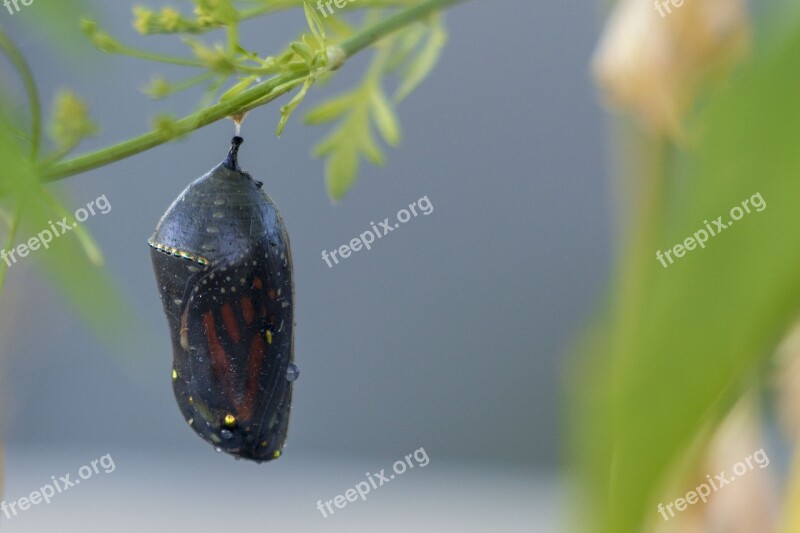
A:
[0,96,139,354]
[572,6,800,532]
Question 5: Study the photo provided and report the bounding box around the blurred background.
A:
[0,0,610,531]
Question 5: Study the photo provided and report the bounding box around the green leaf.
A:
[290,41,314,65]
[303,0,327,47]
[277,78,313,137]
[0,90,141,360]
[28,198,144,359]
[0,100,37,195]
[233,43,259,59]
[219,75,257,102]
[325,145,359,201]
[370,88,401,146]
[358,126,385,166]
[395,21,447,102]
[322,15,354,40]
[385,24,426,73]
[312,128,345,158]
[303,93,356,125]
[39,189,103,266]
[574,23,800,533]
[0,104,33,294]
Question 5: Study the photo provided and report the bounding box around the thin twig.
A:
[39,0,469,183]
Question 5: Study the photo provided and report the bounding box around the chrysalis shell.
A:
[148,137,295,462]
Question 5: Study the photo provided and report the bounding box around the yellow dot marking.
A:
[224,414,236,427]
[266,330,273,345]
[172,369,178,380]
[272,450,281,459]
[147,239,210,266]
[188,396,193,404]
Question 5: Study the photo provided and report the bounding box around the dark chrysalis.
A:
[148,136,297,463]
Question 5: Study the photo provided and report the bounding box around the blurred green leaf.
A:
[304,92,356,125]
[0,90,141,360]
[575,21,800,533]
[325,144,359,201]
[395,19,446,102]
[385,24,425,73]
[357,118,385,166]
[21,187,144,355]
[0,106,30,295]
[370,87,401,146]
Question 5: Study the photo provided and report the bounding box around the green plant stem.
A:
[339,0,459,56]
[0,29,42,159]
[241,0,420,20]
[40,0,469,183]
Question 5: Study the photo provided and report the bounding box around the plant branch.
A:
[39,0,469,183]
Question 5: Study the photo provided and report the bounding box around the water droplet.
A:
[221,429,233,440]
[286,363,300,382]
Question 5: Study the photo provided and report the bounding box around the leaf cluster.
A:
[78,0,447,198]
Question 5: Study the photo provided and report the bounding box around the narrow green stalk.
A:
[240,0,420,19]
[39,0,470,183]
[226,24,239,54]
[339,0,461,56]
[0,29,42,159]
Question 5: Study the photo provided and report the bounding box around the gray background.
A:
[0,1,609,530]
